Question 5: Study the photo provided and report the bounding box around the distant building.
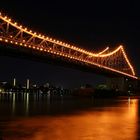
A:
[106,77,137,93]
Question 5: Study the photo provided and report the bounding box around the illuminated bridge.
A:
[0,12,138,79]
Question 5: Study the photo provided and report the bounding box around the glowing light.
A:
[121,46,135,76]
[0,13,137,79]
[98,47,109,55]
[4,16,7,19]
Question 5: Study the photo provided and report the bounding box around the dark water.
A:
[0,93,140,140]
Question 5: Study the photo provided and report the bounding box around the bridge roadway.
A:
[0,12,138,80]
[0,41,137,79]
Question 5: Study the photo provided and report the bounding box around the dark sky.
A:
[0,0,140,88]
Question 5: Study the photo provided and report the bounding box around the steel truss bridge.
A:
[0,12,138,79]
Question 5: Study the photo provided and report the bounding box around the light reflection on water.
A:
[0,93,139,140]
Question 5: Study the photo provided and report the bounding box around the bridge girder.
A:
[0,12,137,79]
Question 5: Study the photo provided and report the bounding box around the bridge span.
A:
[0,12,138,79]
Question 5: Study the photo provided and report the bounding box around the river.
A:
[0,93,139,140]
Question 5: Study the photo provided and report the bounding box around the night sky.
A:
[0,0,140,88]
